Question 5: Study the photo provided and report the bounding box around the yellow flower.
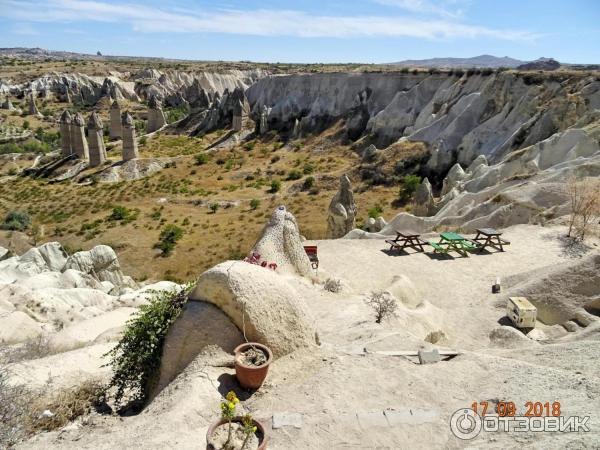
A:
[228,402,235,410]
[252,426,257,433]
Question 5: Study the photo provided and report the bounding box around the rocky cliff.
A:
[246,71,600,173]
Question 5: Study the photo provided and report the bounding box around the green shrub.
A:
[194,153,209,165]
[269,179,281,193]
[302,176,315,190]
[303,163,315,174]
[287,169,302,180]
[104,284,192,408]
[250,199,260,210]
[210,203,219,214]
[368,206,384,219]
[165,105,188,124]
[22,120,30,130]
[1,211,32,231]
[139,136,147,146]
[154,224,184,256]
[398,174,421,203]
[108,206,138,224]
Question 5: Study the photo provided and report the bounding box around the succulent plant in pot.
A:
[233,342,273,390]
[206,391,267,450]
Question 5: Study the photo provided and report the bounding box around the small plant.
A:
[302,176,315,191]
[303,163,315,174]
[104,285,191,408]
[398,174,421,203]
[367,205,383,219]
[139,136,147,146]
[0,210,32,231]
[241,414,258,450]
[210,203,220,214]
[365,290,398,324]
[269,179,281,193]
[286,169,302,180]
[22,120,30,130]
[220,391,240,449]
[195,153,209,165]
[249,199,260,210]
[566,176,600,241]
[324,278,342,293]
[154,224,184,256]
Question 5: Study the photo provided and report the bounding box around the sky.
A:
[0,0,599,64]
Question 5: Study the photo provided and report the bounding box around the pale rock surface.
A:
[121,111,138,161]
[147,95,166,133]
[489,326,536,347]
[87,112,107,167]
[327,175,358,238]
[109,99,122,139]
[70,112,89,160]
[59,110,72,157]
[0,311,43,344]
[250,205,313,277]
[28,91,43,118]
[412,177,436,217]
[441,163,466,196]
[188,260,318,358]
[63,245,134,289]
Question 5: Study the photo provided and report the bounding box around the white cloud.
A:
[371,0,464,18]
[0,0,537,41]
[12,22,39,35]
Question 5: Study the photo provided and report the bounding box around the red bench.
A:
[304,246,319,270]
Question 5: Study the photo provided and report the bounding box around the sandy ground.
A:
[15,224,600,449]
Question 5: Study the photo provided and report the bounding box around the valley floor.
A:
[14,224,600,449]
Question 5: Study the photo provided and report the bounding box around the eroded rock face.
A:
[87,112,107,167]
[441,163,466,196]
[121,112,138,161]
[70,112,89,160]
[412,178,436,217]
[59,110,72,157]
[147,95,166,133]
[327,175,357,239]
[188,260,318,357]
[250,206,313,277]
[110,99,122,140]
[64,245,134,289]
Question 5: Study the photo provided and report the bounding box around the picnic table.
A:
[470,228,511,252]
[429,231,477,257]
[386,231,427,253]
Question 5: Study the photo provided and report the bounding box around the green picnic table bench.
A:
[429,231,476,257]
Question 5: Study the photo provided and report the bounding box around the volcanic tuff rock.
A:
[250,205,313,277]
[327,175,358,239]
[121,112,139,161]
[87,112,107,167]
[246,72,600,174]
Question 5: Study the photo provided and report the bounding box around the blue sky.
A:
[1,0,598,63]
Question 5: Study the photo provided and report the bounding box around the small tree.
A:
[154,224,184,257]
[249,199,260,210]
[210,203,219,214]
[398,174,421,203]
[566,176,600,241]
[269,179,281,193]
[365,290,398,324]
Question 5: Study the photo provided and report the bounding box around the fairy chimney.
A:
[147,95,166,133]
[59,110,72,157]
[87,112,107,167]
[232,99,244,131]
[109,99,122,140]
[121,112,139,161]
[326,175,358,238]
[28,91,43,118]
[70,113,89,160]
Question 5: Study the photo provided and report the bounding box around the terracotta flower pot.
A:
[233,342,273,390]
[206,416,268,450]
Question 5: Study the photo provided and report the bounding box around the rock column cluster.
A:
[147,96,166,133]
[327,175,358,238]
[28,91,43,118]
[87,112,107,167]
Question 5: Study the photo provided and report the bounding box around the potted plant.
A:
[206,391,267,450]
[234,342,273,390]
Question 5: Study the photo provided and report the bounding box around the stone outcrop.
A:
[327,175,358,238]
[147,95,166,133]
[412,178,436,217]
[59,110,72,157]
[250,206,313,277]
[365,216,387,232]
[259,105,270,135]
[28,91,42,117]
[232,99,244,131]
[63,244,135,289]
[1,97,15,110]
[70,112,89,160]
[109,99,122,140]
[121,112,138,161]
[441,163,467,196]
[87,112,107,167]
[188,260,318,357]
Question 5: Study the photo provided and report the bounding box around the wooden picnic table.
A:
[471,228,511,252]
[429,231,477,257]
[385,231,427,253]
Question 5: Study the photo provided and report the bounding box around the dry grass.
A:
[0,364,104,448]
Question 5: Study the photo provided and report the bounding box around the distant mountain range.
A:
[390,54,528,68]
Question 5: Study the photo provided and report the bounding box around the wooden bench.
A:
[303,246,319,270]
[386,232,427,253]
